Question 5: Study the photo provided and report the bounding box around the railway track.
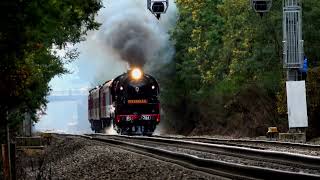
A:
[154,135,320,152]
[82,134,320,179]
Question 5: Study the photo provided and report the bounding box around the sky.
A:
[35,0,177,133]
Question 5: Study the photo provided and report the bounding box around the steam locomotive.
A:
[88,68,160,135]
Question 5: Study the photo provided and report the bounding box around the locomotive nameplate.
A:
[128,99,148,104]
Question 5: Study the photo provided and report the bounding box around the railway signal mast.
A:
[251,0,308,140]
[147,0,169,19]
[283,0,304,81]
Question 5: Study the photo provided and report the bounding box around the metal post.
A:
[284,0,300,133]
[2,144,9,180]
[6,111,11,180]
[287,69,298,81]
[283,0,308,138]
[10,143,16,180]
[283,0,304,80]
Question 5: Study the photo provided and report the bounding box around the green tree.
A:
[164,0,285,136]
[303,0,320,67]
[0,0,102,141]
[161,0,224,133]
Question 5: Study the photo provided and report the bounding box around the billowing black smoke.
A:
[107,21,151,67]
[97,0,177,71]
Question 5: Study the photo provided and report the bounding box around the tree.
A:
[164,0,285,136]
[303,0,320,67]
[161,0,224,133]
[0,0,102,141]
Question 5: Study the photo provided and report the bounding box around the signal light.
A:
[152,2,165,13]
[251,0,272,16]
[147,0,169,20]
[255,2,267,11]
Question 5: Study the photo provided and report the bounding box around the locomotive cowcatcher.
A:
[88,68,160,135]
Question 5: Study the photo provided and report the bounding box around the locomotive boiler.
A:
[88,68,160,135]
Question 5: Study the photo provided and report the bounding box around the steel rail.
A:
[154,135,320,149]
[82,134,320,179]
[91,134,320,170]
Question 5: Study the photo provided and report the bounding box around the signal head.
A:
[147,0,169,19]
[152,2,165,13]
[251,0,272,16]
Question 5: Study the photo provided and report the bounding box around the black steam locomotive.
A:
[88,68,160,135]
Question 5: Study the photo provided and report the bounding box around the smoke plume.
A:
[97,0,177,70]
[107,21,151,67]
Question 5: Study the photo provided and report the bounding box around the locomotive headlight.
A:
[131,68,143,80]
[120,86,123,91]
[152,85,155,90]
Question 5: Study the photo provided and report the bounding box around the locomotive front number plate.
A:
[142,115,151,120]
[128,99,148,104]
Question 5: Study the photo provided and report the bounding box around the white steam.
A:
[104,123,118,135]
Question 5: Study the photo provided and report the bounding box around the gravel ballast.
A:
[17,135,223,180]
